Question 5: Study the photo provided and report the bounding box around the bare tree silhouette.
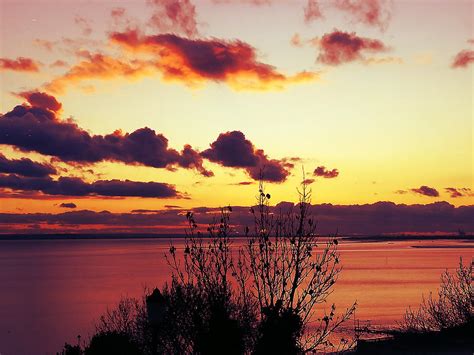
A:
[166,178,356,353]
[60,178,356,354]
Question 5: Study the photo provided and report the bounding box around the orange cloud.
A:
[44,53,155,94]
[110,30,319,90]
[43,29,318,93]
[0,57,40,72]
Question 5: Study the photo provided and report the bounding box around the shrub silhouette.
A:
[165,179,356,353]
[253,300,304,354]
[67,179,356,354]
[94,296,152,353]
[57,343,82,355]
[400,258,473,332]
[85,331,141,355]
[155,280,252,354]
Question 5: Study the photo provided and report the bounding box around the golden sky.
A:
[0,0,472,232]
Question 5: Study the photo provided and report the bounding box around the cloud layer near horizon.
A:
[1,201,472,235]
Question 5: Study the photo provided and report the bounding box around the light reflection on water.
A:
[0,237,472,355]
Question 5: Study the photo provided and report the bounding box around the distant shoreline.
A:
[0,233,472,242]
[410,245,474,249]
[341,235,474,243]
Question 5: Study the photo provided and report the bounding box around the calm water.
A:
[0,237,472,355]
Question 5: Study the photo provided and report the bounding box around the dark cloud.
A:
[131,209,162,213]
[451,50,474,68]
[317,30,387,66]
[201,131,292,182]
[59,202,77,208]
[333,0,392,31]
[148,0,199,37]
[1,202,473,235]
[0,174,180,198]
[302,178,315,185]
[0,154,56,178]
[0,209,188,232]
[0,57,40,72]
[313,166,339,178]
[445,187,473,198]
[178,144,214,176]
[0,104,211,176]
[132,205,181,212]
[202,130,257,167]
[15,91,62,113]
[410,185,439,197]
[109,30,317,90]
[233,181,254,185]
[304,0,323,23]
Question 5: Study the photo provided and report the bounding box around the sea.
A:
[0,237,472,355]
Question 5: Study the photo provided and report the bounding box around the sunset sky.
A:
[0,0,473,234]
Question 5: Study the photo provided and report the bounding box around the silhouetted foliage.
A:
[85,331,141,355]
[61,178,356,354]
[165,202,257,354]
[94,296,152,353]
[254,300,304,354]
[400,258,473,332]
[165,178,356,353]
[57,343,82,355]
[153,279,252,354]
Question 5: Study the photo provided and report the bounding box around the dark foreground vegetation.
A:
[59,181,356,354]
[356,258,473,355]
[58,181,473,355]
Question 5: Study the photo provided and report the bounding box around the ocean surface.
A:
[0,237,472,355]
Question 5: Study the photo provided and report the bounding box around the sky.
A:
[0,0,473,234]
